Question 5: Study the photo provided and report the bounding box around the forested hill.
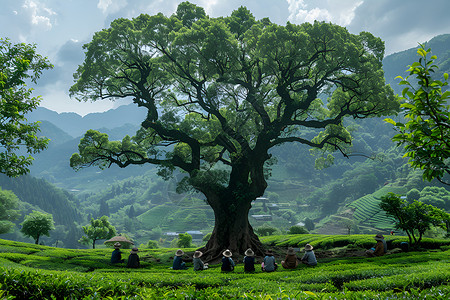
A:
[383,34,450,94]
[0,174,82,227]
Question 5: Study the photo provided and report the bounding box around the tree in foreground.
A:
[69,2,398,259]
[0,38,53,177]
[79,216,116,249]
[0,188,20,234]
[20,210,55,244]
[385,46,450,185]
[380,193,450,247]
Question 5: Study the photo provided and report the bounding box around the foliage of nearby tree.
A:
[380,193,450,247]
[177,232,193,248]
[0,188,20,234]
[79,216,116,249]
[69,2,398,259]
[254,224,278,236]
[20,210,55,244]
[0,38,53,177]
[287,225,309,234]
[147,240,159,248]
[385,46,450,185]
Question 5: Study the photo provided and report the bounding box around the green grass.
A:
[0,236,449,299]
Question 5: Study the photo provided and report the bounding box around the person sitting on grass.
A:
[221,249,235,272]
[127,247,140,268]
[110,242,124,264]
[193,250,208,271]
[173,249,188,270]
[281,247,298,269]
[262,249,278,272]
[243,248,255,272]
[365,234,385,257]
[300,244,317,266]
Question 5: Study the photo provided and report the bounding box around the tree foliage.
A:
[69,2,398,257]
[0,38,53,177]
[20,210,55,244]
[380,193,449,247]
[177,232,192,248]
[79,216,116,249]
[385,46,450,184]
[0,187,20,234]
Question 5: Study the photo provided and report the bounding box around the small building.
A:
[251,215,272,221]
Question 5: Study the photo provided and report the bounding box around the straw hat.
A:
[131,247,139,254]
[375,233,384,240]
[304,244,313,251]
[222,249,232,257]
[265,249,274,256]
[287,247,296,255]
[175,249,184,256]
[114,242,122,249]
[244,248,254,257]
[193,251,203,258]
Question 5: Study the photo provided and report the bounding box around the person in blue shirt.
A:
[262,249,278,272]
[221,249,235,272]
[110,242,124,264]
[243,248,255,272]
[172,249,187,270]
[300,244,317,266]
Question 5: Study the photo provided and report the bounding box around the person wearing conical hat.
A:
[366,234,385,257]
[110,242,124,264]
[127,247,140,268]
[193,250,208,271]
[173,249,188,270]
[221,249,235,272]
[243,248,255,272]
[300,244,317,266]
[281,247,299,269]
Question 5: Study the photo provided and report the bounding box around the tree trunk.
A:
[35,234,40,245]
[199,193,264,263]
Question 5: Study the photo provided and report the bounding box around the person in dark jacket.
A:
[173,249,187,270]
[221,249,235,272]
[193,250,208,271]
[243,248,255,272]
[127,247,140,268]
[110,242,124,264]
[281,247,298,269]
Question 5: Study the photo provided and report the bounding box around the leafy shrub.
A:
[287,225,309,234]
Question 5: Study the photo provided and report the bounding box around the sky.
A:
[2,0,450,116]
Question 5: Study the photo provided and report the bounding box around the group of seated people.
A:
[112,234,388,270]
[173,243,317,272]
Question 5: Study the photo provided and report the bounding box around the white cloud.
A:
[287,0,363,26]
[97,0,128,14]
[22,0,56,30]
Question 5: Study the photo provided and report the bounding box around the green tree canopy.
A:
[385,46,450,184]
[69,2,398,259]
[380,193,449,247]
[79,216,116,249]
[0,187,20,234]
[20,210,55,244]
[0,38,53,177]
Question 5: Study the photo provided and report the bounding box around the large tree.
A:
[0,38,53,177]
[69,2,398,260]
[79,216,116,249]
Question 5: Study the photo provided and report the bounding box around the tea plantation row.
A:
[0,236,449,299]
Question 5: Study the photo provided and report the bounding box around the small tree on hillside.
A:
[177,232,193,248]
[0,188,20,234]
[20,210,55,244]
[79,216,116,249]
[380,193,450,247]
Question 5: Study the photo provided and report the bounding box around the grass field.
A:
[0,235,449,299]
